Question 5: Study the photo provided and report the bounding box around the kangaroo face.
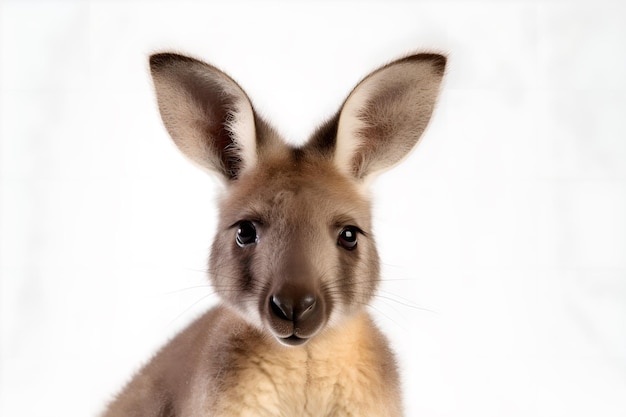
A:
[211,154,377,345]
[149,52,445,347]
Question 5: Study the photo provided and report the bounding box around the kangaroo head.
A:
[149,52,445,346]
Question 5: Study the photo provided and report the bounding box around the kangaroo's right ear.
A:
[149,53,257,180]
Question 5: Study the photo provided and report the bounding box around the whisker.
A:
[375,291,438,314]
[163,285,213,295]
[323,283,437,318]
[378,277,420,282]
[168,293,217,326]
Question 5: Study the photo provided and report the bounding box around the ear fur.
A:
[149,53,257,180]
[334,53,446,181]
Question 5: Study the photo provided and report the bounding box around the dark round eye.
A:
[338,226,358,250]
[236,221,257,247]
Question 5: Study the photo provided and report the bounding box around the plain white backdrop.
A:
[1,1,625,416]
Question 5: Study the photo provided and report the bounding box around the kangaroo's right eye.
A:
[236,221,258,247]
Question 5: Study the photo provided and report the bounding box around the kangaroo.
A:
[102,51,445,417]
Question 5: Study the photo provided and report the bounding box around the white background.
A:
[1,1,625,416]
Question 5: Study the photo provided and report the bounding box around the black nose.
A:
[270,293,317,322]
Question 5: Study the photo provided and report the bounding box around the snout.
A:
[265,285,326,346]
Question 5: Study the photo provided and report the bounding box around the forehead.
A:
[220,156,370,226]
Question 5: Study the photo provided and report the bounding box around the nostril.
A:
[297,295,317,321]
[270,295,293,321]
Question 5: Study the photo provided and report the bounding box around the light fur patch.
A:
[220,80,258,175]
[213,313,401,417]
[334,77,376,179]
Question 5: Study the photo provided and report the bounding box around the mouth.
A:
[278,334,309,346]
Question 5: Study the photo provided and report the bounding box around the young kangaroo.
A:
[103,51,445,417]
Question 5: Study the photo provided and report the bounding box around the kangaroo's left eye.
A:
[236,221,258,247]
[338,227,358,250]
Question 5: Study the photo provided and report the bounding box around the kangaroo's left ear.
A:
[333,54,446,181]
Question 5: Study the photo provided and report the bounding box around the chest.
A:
[216,350,381,416]
[207,323,399,416]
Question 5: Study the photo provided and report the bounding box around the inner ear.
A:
[332,54,446,181]
[187,77,241,178]
[150,53,257,181]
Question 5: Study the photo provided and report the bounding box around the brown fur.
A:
[102,51,445,417]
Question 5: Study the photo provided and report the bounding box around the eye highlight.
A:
[338,226,359,250]
[236,221,258,247]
